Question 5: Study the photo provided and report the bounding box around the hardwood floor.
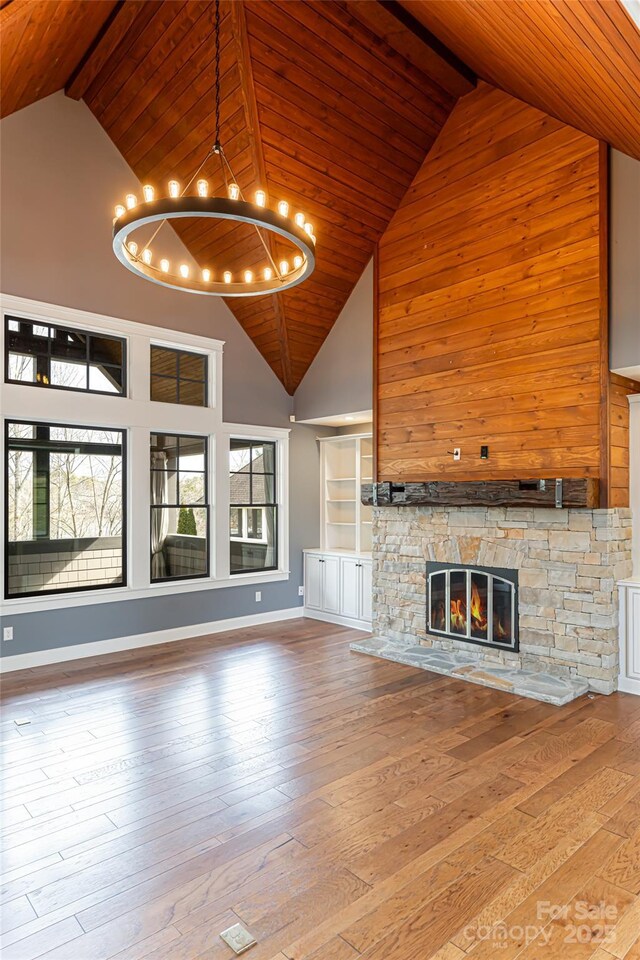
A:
[1,618,640,960]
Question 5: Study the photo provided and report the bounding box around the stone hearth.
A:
[361,505,632,697]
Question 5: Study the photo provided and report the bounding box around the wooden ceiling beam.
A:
[230,0,295,395]
[359,0,476,98]
[65,0,145,101]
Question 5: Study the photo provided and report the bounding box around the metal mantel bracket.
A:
[555,478,563,508]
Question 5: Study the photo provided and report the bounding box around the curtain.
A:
[151,451,168,579]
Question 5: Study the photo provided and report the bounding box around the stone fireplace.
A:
[352,504,633,702]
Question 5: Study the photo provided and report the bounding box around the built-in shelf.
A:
[319,433,373,553]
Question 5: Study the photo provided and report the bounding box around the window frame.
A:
[229,437,278,575]
[1,293,290,617]
[150,344,209,408]
[149,432,210,584]
[4,418,128,600]
[4,315,127,398]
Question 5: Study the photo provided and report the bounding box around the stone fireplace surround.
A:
[352,505,632,702]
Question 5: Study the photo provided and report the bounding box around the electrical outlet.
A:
[480,445,489,460]
[255,591,262,602]
[298,586,304,597]
[3,626,13,642]
[453,448,461,461]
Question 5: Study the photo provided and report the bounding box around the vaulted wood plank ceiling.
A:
[0,0,469,392]
[1,0,639,392]
[0,0,118,118]
[401,0,640,161]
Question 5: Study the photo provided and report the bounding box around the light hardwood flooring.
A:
[1,618,640,960]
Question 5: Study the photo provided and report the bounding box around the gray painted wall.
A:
[0,92,329,658]
[611,149,640,374]
[294,259,373,421]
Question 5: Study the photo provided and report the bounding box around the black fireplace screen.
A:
[426,562,518,651]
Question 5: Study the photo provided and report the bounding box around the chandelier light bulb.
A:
[127,240,138,256]
[263,266,273,281]
[143,184,154,202]
[142,248,152,265]
[202,268,211,282]
[295,212,305,228]
[224,270,232,284]
[278,200,289,218]
[228,183,240,200]
[255,190,266,207]
[304,222,314,236]
[160,259,170,273]
[279,260,289,276]
[114,204,126,219]
[125,194,137,209]
[244,269,253,283]
[179,264,189,279]
[168,180,180,198]
[293,255,303,269]
[197,179,208,197]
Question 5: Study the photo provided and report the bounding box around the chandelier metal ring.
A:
[113,196,316,297]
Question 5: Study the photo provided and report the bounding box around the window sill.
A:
[2,570,291,616]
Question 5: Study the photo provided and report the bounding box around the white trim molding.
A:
[303,607,371,633]
[0,608,304,673]
[1,293,292,616]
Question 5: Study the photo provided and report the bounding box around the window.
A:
[229,439,277,574]
[5,316,125,395]
[150,433,209,582]
[150,346,207,406]
[5,421,126,598]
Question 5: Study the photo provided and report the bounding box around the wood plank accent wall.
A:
[609,374,640,508]
[376,82,639,504]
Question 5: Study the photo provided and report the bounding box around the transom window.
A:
[150,433,209,582]
[5,316,125,395]
[5,421,126,598]
[150,345,207,406]
[229,439,277,574]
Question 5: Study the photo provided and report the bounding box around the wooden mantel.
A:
[362,479,600,509]
[374,82,640,508]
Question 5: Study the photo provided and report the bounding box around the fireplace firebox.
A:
[426,562,518,651]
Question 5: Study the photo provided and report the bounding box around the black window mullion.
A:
[33,424,50,539]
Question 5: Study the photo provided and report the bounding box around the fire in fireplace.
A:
[426,562,518,651]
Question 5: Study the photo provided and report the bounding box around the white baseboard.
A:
[618,676,640,696]
[303,607,371,633]
[0,607,304,673]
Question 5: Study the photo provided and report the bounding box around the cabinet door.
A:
[304,554,323,610]
[340,558,361,620]
[630,589,640,681]
[360,560,373,623]
[322,556,341,613]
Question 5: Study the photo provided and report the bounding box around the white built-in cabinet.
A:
[619,581,640,695]
[303,433,373,630]
[304,551,373,630]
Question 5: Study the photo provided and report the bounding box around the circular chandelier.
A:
[111,2,316,297]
